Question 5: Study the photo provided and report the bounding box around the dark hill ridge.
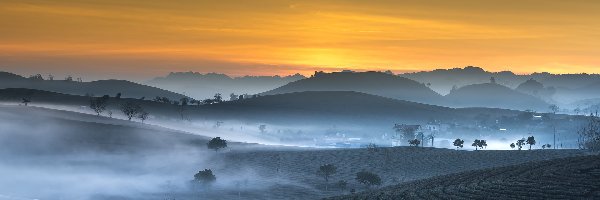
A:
[147,71,305,99]
[261,71,444,105]
[445,83,550,111]
[0,71,187,100]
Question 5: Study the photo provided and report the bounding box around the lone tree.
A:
[516,138,526,150]
[408,139,421,147]
[317,164,337,191]
[194,169,216,187]
[90,95,109,115]
[355,170,381,189]
[207,137,227,152]
[120,101,142,121]
[526,136,536,150]
[21,98,31,106]
[259,124,267,133]
[453,139,464,150]
[510,143,516,149]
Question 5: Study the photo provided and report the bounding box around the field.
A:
[328,154,600,200]
[168,148,585,200]
[0,105,590,200]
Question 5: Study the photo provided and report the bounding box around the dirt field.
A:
[327,154,600,200]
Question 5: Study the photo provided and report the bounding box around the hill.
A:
[445,83,550,111]
[0,71,187,100]
[328,154,600,200]
[261,71,444,105]
[147,72,305,100]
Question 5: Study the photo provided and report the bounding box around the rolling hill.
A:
[445,83,550,111]
[0,71,187,100]
[328,155,600,200]
[261,71,444,105]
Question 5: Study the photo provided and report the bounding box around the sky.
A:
[1,0,599,80]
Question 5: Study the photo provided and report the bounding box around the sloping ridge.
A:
[261,72,443,105]
[445,83,549,111]
[0,71,187,100]
[327,155,600,200]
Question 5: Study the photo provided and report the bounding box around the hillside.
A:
[147,72,305,99]
[0,71,187,100]
[445,83,550,111]
[328,154,600,200]
[261,71,444,105]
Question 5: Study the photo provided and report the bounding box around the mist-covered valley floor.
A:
[0,105,592,200]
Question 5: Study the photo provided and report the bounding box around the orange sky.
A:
[1,0,599,80]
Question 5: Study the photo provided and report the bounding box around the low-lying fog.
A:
[0,104,585,199]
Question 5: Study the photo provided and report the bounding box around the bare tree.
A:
[578,113,600,151]
[138,110,149,123]
[90,95,109,116]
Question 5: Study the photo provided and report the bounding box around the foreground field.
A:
[328,154,600,200]
[173,148,585,200]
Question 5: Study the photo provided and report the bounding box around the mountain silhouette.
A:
[147,72,305,100]
[261,71,443,105]
[445,82,549,111]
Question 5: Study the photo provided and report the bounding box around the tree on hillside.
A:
[194,169,216,187]
[453,139,464,150]
[549,104,559,149]
[542,144,551,149]
[355,170,381,188]
[259,124,267,133]
[408,139,420,147]
[229,93,238,101]
[213,93,223,103]
[120,101,142,121]
[29,74,44,80]
[90,95,110,116]
[317,164,337,191]
[207,137,227,152]
[393,124,418,145]
[516,138,526,150]
[115,92,122,99]
[510,143,516,149]
[21,98,31,106]
[526,136,536,150]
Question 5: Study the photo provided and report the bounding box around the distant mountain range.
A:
[0,72,187,100]
[445,83,550,111]
[146,72,305,100]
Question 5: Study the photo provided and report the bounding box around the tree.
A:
[453,139,464,150]
[213,93,222,103]
[207,137,227,152]
[408,139,420,147]
[259,124,266,133]
[578,113,600,151]
[516,138,526,150]
[115,92,122,99]
[472,139,481,150]
[229,93,238,101]
[510,143,516,149]
[21,98,31,106]
[29,74,44,80]
[549,104,559,149]
[542,144,551,149]
[526,136,536,150]
[178,97,189,120]
[194,169,216,186]
[120,101,142,121]
[90,95,109,115]
[393,124,418,145]
[355,170,381,188]
[317,164,337,191]
[138,110,149,123]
